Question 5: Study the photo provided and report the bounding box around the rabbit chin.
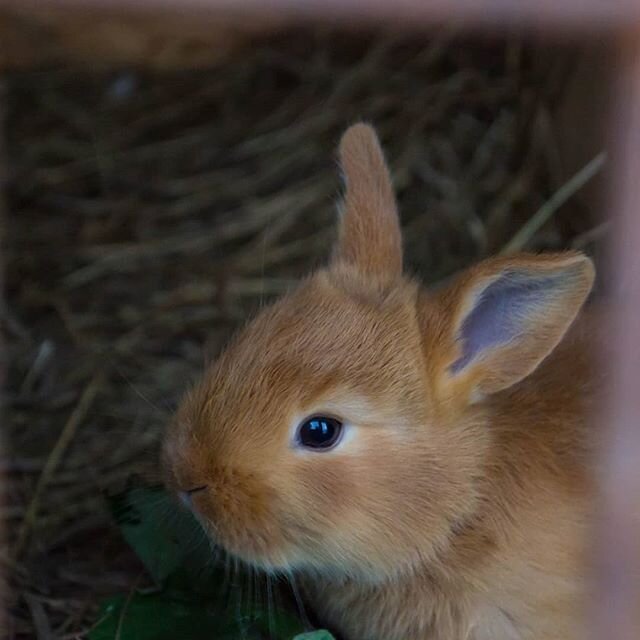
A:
[195,519,302,575]
[236,552,415,586]
[210,528,420,585]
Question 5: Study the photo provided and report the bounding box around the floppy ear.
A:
[332,123,402,287]
[431,252,595,399]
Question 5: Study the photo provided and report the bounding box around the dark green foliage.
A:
[90,484,332,640]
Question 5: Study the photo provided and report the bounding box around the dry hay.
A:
[2,28,600,639]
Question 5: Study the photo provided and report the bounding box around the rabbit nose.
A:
[179,484,208,508]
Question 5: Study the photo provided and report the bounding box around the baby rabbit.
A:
[163,123,597,640]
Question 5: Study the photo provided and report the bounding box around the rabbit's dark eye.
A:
[297,416,343,450]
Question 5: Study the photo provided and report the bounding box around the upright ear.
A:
[430,252,595,399]
[332,123,403,287]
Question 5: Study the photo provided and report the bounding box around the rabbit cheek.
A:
[197,468,285,563]
[289,457,355,540]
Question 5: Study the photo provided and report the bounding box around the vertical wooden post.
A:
[592,28,640,640]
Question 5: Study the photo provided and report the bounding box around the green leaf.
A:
[293,632,336,640]
[95,482,311,640]
[108,484,213,584]
[89,591,234,640]
[89,586,310,640]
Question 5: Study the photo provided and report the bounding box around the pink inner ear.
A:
[451,271,561,373]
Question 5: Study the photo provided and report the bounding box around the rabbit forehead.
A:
[217,274,420,389]
[181,273,426,442]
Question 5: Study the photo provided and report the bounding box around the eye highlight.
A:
[297,416,343,450]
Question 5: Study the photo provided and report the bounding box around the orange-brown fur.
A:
[163,123,597,639]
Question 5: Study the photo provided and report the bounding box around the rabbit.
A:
[162,123,597,640]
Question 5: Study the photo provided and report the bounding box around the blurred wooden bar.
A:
[1,0,640,69]
[6,0,640,32]
[591,30,640,640]
[0,5,287,69]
